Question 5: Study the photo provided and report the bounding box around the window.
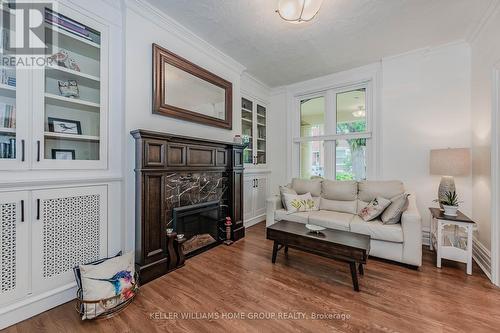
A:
[296,85,372,181]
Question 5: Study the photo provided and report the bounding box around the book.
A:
[0,103,16,128]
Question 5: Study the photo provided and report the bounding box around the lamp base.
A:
[438,176,455,209]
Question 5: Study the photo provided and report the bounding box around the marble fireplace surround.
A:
[165,172,228,228]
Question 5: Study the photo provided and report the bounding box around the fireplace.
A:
[132,129,244,283]
[173,200,222,257]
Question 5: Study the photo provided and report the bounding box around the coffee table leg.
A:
[284,245,288,255]
[349,262,360,292]
[358,263,364,275]
[272,241,279,263]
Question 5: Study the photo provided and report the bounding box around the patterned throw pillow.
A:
[282,192,318,214]
[381,193,410,224]
[79,251,136,319]
[358,196,391,221]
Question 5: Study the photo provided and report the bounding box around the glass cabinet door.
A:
[0,3,29,169]
[241,97,253,164]
[256,104,266,164]
[0,4,18,164]
[31,4,106,169]
[43,7,101,162]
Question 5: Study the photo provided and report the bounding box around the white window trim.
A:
[285,63,382,181]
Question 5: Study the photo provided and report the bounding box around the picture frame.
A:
[152,44,233,130]
[48,117,82,135]
[51,149,76,160]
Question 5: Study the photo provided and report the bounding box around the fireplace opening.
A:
[173,200,222,257]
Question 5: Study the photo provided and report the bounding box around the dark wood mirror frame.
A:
[152,44,233,129]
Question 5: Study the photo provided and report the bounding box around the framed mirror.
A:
[153,44,233,129]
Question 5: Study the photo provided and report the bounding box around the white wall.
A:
[470,6,500,251]
[124,0,245,250]
[381,42,472,231]
[269,42,472,232]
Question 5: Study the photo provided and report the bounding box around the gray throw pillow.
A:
[358,196,391,221]
[279,185,297,209]
[381,193,410,224]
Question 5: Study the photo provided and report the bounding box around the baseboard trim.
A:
[472,236,492,280]
[0,283,76,330]
[244,215,265,228]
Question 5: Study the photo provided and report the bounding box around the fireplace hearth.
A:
[173,200,222,257]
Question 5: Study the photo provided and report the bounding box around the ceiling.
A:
[147,0,494,87]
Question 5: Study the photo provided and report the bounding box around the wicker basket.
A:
[75,272,139,320]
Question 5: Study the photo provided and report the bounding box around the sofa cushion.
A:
[321,180,357,201]
[358,180,405,202]
[381,193,410,224]
[358,197,391,221]
[275,209,310,224]
[308,210,354,231]
[320,197,357,214]
[350,215,404,243]
[282,192,318,214]
[292,178,322,197]
[279,185,296,209]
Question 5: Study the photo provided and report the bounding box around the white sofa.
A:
[266,179,422,267]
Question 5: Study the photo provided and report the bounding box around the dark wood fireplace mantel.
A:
[131,129,245,283]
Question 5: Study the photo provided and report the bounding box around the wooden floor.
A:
[5,222,500,333]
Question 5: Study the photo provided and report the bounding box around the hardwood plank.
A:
[4,222,500,333]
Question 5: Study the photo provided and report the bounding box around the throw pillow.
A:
[381,193,410,224]
[79,251,136,319]
[358,196,391,221]
[279,185,297,209]
[282,192,318,214]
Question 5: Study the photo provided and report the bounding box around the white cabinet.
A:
[0,192,29,306]
[0,3,108,170]
[0,185,107,307]
[243,173,269,226]
[241,96,267,168]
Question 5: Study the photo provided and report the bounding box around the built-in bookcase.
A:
[0,2,108,170]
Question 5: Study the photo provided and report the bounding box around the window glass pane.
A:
[300,96,325,137]
[300,141,324,179]
[336,88,366,134]
[336,139,366,180]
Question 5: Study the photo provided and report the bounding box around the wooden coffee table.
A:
[266,220,370,291]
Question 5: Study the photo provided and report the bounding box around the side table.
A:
[429,208,475,275]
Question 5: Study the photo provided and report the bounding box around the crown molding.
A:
[126,0,246,75]
[466,0,500,44]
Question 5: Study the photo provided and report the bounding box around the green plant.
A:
[336,171,354,181]
[439,191,461,206]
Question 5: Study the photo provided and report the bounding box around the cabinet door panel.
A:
[0,191,30,306]
[31,185,107,293]
[254,176,268,217]
[243,177,254,220]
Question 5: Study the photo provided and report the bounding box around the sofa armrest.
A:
[266,195,283,227]
[401,193,422,266]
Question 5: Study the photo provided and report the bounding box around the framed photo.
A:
[51,149,76,160]
[48,117,82,135]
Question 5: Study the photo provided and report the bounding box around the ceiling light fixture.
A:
[352,106,366,118]
[276,0,324,24]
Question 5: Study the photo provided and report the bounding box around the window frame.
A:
[292,80,376,181]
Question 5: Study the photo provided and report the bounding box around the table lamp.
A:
[430,148,470,208]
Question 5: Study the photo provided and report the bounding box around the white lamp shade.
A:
[430,148,471,176]
[277,0,324,22]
